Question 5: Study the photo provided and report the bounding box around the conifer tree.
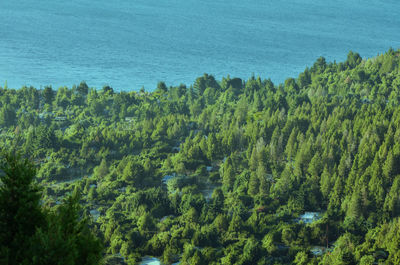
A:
[0,153,44,264]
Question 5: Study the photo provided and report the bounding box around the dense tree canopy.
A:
[0,49,400,264]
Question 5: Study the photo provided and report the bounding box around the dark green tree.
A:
[0,104,16,127]
[156,81,168,93]
[0,153,44,264]
[77,81,89,96]
[43,86,54,105]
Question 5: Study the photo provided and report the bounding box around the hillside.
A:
[1,49,400,264]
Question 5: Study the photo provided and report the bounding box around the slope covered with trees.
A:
[0,49,400,264]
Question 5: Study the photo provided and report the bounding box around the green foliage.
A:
[43,86,54,105]
[0,152,44,264]
[0,152,103,264]
[0,104,16,126]
[0,48,400,264]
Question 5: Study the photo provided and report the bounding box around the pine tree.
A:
[248,173,259,196]
[384,175,400,217]
[0,104,16,127]
[0,153,44,264]
[222,158,235,191]
[43,86,54,105]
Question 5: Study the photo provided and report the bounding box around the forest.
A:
[1,48,400,264]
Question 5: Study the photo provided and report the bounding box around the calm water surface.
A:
[0,0,399,91]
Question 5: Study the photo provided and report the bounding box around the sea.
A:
[0,0,399,91]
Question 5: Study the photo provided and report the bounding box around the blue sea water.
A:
[0,0,399,91]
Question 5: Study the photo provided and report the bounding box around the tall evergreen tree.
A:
[0,153,44,264]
